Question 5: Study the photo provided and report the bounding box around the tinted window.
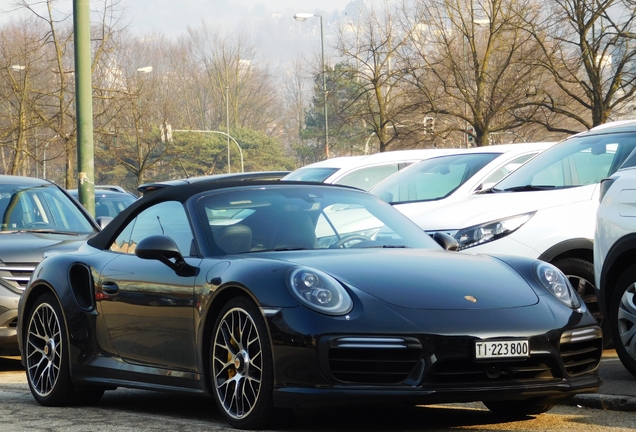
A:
[109,201,194,256]
[370,153,500,203]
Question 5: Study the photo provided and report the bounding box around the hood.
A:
[403,185,597,230]
[255,249,538,310]
[0,232,91,263]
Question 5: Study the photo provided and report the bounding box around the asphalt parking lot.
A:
[1,351,636,431]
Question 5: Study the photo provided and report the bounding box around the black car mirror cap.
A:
[135,235,197,277]
[432,231,459,251]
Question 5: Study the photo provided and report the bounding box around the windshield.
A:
[370,153,500,204]
[197,185,440,255]
[0,184,96,234]
[493,132,636,192]
[282,167,340,182]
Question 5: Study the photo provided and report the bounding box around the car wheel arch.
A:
[538,238,594,264]
[599,233,636,316]
[20,284,68,360]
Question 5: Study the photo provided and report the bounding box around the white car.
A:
[370,142,555,216]
[594,122,636,375]
[283,148,462,190]
[398,125,636,340]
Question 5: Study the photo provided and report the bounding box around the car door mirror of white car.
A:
[432,231,459,251]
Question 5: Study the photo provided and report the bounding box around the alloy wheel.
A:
[212,306,263,420]
[26,303,63,397]
[617,282,636,360]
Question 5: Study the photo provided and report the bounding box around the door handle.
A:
[101,282,119,294]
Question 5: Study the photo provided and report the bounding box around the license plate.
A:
[475,340,529,359]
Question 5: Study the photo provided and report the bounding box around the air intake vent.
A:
[327,337,423,385]
[560,329,603,376]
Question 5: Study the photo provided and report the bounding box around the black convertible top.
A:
[87,174,352,250]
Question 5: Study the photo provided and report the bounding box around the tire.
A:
[483,398,555,417]
[610,265,636,377]
[25,293,104,406]
[552,257,611,347]
[210,296,275,429]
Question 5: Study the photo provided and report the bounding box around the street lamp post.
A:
[294,12,329,158]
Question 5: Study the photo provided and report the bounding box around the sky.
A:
[0,1,357,35]
[0,0,366,67]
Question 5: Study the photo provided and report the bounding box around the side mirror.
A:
[432,231,459,251]
[135,235,197,277]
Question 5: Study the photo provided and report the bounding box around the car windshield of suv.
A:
[0,184,95,234]
[369,153,500,204]
[493,133,636,192]
[282,167,340,182]
[198,185,440,255]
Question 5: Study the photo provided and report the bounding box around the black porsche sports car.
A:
[18,178,602,429]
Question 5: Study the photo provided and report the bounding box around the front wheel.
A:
[210,297,275,429]
[611,265,636,377]
[483,398,556,417]
[25,292,104,406]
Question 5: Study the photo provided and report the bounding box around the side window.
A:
[336,164,400,190]
[481,154,535,189]
[109,201,194,256]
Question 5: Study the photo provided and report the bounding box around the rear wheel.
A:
[25,293,104,406]
[483,397,555,417]
[611,265,636,377]
[210,296,275,429]
[552,257,610,346]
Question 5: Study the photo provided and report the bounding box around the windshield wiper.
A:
[18,229,83,235]
[497,184,558,192]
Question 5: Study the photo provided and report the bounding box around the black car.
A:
[0,175,99,355]
[17,178,602,429]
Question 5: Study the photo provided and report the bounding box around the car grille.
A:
[426,357,561,385]
[560,328,603,376]
[327,337,424,385]
[0,263,37,293]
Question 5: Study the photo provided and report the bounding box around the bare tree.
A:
[399,0,551,147]
[184,24,281,134]
[334,2,423,152]
[17,0,125,187]
[520,0,636,132]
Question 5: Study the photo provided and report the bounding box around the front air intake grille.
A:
[327,337,423,385]
[427,357,561,385]
[560,329,603,376]
[0,263,37,293]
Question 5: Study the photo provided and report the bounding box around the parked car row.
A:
[4,121,636,428]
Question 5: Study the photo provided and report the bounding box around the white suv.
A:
[283,148,461,190]
[403,122,636,339]
[594,123,636,375]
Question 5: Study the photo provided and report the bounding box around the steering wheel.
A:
[333,234,370,248]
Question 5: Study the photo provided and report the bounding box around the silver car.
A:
[0,175,99,355]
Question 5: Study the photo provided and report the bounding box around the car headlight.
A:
[453,212,535,250]
[534,262,581,309]
[286,267,353,315]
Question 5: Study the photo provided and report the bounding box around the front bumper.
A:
[266,304,603,409]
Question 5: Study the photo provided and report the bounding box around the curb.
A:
[568,394,636,411]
